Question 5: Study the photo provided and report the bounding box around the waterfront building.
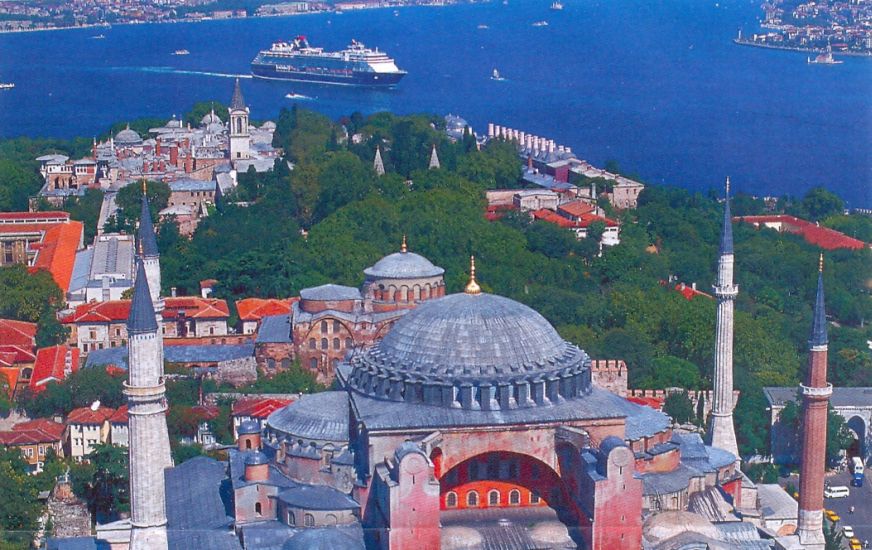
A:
[707,179,740,461]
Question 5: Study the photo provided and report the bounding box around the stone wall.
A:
[216,356,258,387]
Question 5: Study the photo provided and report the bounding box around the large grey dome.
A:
[115,125,142,145]
[266,392,349,443]
[347,292,592,411]
[363,251,444,279]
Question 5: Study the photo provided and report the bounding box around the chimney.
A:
[171,286,177,298]
[487,123,494,137]
[692,282,697,291]
[155,137,162,156]
[527,155,533,170]
[170,146,179,166]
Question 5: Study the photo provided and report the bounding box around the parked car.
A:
[844,526,855,538]
[824,485,850,498]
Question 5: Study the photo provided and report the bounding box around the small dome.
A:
[441,526,483,550]
[528,521,573,547]
[115,124,142,145]
[260,121,277,130]
[244,451,269,466]
[238,420,261,435]
[282,529,364,550]
[201,111,221,125]
[166,116,182,128]
[363,251,444,280]
[642,511,722,544]
[267,392,349,443]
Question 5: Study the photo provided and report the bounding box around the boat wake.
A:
[113,66,253,79]
[285,93,313,100]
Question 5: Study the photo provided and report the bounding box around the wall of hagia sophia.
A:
[362,275,446,309]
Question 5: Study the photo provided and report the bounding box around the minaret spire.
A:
[796,258,831,550]
[708,176,740,462]
[428,144,441,170]
[137,187,161,311]
[126,261,171,550]
[373,146,385,176]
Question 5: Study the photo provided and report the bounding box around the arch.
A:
[304,513,315,527]
[846,415,868,461]
[413,284,421,301]
[445,491,458,508]
[309,357,318,371]
[345,337,353,349]
[333,338,340,350]
[308,338,316,350]
[509,489,521,505]
[466,490,479,507]
[254,502,262,516]
[281,358,291,370]
[430,447,443,478]
[488,489,500,506]
[20,367,32,379]
[287,511,295,526]
[320,320,328,333]
[399,285,409,302]
[266,358,276,371]
[325,513,338,526]
[386,285,396,302]
[321,338,328,350]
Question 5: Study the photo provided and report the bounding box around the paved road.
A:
[783,471,872,548]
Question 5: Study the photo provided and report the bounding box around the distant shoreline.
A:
[733,38,872,58]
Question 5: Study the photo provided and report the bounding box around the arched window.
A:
[267,358,276,370]
[308,338,316,349]
[281,358,291,370]
[509,489,521,505]
[320,320,328,332]
[287,511,295,526]
[245,439,252,450]
[304,513,315,527]
[466,491,479,507]
[325,513,337,525]
[333,338,340,350]
[332,358,339,368]
[321,338,328,350]
[530,490,541,504]
[254,502,262,517]
[309,358,318,370]
[345,338,352,349]
[333,320,341,332]
[488,490,500,506]
[445,492,458,508]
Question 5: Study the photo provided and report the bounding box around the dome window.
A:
[466,491,479,507]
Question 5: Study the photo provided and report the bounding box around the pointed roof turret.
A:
[810,254,827,347]
[230,78,246,111]
[373,146,385,176]
[719,176,733,255]
[128,260,158,334]
[429,144,440,170]
[465,256,481,295]
[137,181,159,258]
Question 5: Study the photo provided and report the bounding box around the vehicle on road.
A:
[824,485,851,498]
[844,526,855,538]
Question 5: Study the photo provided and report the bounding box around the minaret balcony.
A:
[800,383,832,398]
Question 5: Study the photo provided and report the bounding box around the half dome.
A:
[363,251,444,279]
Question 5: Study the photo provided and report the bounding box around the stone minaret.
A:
[373,146,385,176]
[138,185,163,317]
[228,78,250,161]
[126,259,171,550]
[428,144,440,170]
[708,177,740,461]
[796,256,831,550]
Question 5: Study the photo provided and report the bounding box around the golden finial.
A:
[465,255,481,295]
[137,238,143,256]
[725,176,730,197]
[401,234,407,253]
[819,253,824,273]
[141,179,147,194]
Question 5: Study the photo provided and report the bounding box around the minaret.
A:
[708,177,740,461]
[138,182,163,317]
[126,258,171,550]
[228,78,250,161]
[796,256,831,550]
[373,146,385,176]
[428,144,440,170]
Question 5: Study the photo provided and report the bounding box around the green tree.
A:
[184,100,228,128]
[82,443,129,520]
[18,366,124,418]
[0,265,64,322]
[0,451,40,545]
[35,306,69,348]
[800,187,844,221]
[113,180,170,232]
[60,188,104,242]
[638,356,702,389]
[663,391,694,424]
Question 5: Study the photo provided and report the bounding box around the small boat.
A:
[550,1,564,10]
[393,10,399,16]
[491,69,505,81]
[477,24,489,29]
[172,49,190,56]
[532,20,549,27]
[808,44,842,65]
[91,34,105,39]
[285,92,311,100]
[0,83,14,90]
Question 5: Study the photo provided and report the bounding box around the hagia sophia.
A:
[50,182,835,550]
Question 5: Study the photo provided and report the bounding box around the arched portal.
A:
[846,415,868,462]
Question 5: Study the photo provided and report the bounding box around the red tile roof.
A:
[0,367,19,396]
[232,398,292,419]
[533,208,619,230]
[61,296,230,324]
[557,200,597,219]
[235,298,296,322]
[736,215,868,251]
[13,418,65,440]
[626,396,664,410]
[191,404,219,420]
[29,345,79,393]
[67,405,116,425]
[0,319,37,348]
[0,212,70,222]
[108,404,128,424]
[674,283,713,301]
[0,418,65,446]
[28,220,84,293]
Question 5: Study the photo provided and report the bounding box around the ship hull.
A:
[251,62,405,87]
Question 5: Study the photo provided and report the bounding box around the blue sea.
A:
[0,0,870,206]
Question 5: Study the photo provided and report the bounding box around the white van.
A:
[824,485,850,498]
[851,456,864,475]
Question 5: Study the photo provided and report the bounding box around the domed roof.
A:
[266,392,349,442]
[642,511,721,544]
[115,124,142,145]
[260,121,277,130]
[363,250,444,280]
[282,529,364,550]
[244,451,269,465]
[206,121,225,134]
[238,420,261,435]
[201,110,221,125]
[347,292,591,411]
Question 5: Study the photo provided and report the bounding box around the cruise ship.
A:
[250,36,407,87]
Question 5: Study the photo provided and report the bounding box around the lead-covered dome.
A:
[347,292,592,411]
[115,124,142,145]
[363,251,444,279]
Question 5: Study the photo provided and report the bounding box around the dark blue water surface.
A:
[0,0,870,206]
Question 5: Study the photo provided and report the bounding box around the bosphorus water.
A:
[0,0,870,206]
